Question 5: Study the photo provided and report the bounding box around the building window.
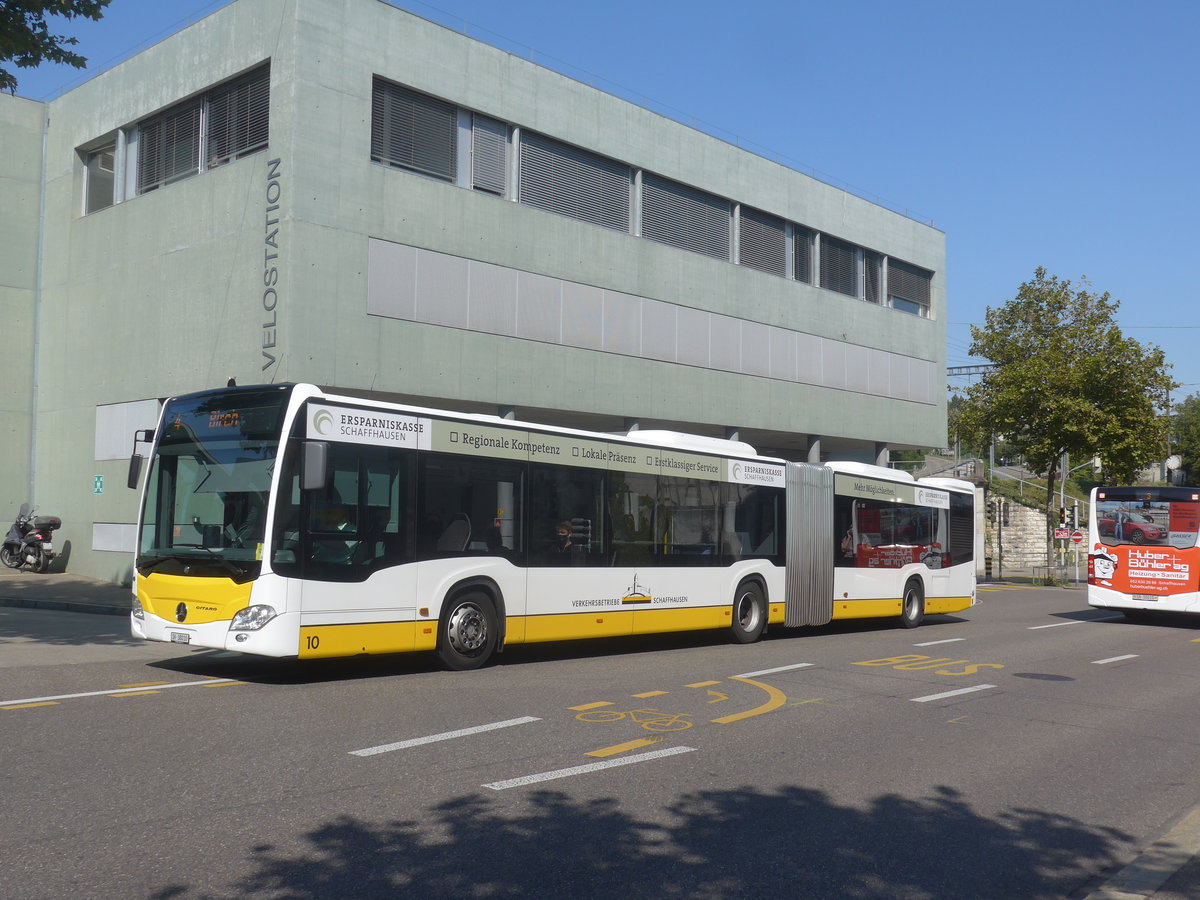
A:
[471,114,508,195]
[794,227,814,285]
[84,144,116,213]
[819,235,859,298]
[206,65,270,167]
[518,131,630,231]
[371,78,457,181]
[888,258,932,316]
[641,173,729,261]
[738,207,786,277]
[136,62,270,195]
[864,250,883,304]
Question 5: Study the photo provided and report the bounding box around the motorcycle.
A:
[2,504,61,573]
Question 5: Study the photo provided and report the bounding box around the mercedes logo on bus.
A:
[176,603,188,623]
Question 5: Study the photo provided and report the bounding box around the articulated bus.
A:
[1087,485,1200,621]
[129,383,976,669]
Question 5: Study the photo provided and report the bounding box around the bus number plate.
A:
[1132,594,1160,603]
[170,631,191,644]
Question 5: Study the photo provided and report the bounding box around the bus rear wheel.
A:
[899,579,925,629]
[437,592,497,671]
[730,582,766,644]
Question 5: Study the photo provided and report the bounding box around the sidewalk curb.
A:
[0,596,129,617]
[1085,807,1200,899]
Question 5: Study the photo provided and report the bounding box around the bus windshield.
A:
[137,386,291,579]
[1094,488,1200,549]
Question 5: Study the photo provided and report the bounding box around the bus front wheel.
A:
[899,579,925,629]
[437,592,498,671]
[730,582,766,644]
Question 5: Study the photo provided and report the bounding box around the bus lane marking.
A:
[2,701,59,711]
[1093,654,1139,665]
[710,676,788,725]
[482,746,696,791]
[0,677,239,708]
[586,737,663,758]
[349,716,541,757]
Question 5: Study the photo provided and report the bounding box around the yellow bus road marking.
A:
[705,690,728,703]
[568,701,613,711]
[111,691,160,699]
[483,746,696,790]
[911,685,997,703]
[711,677,788,725]
[586,737,663,758]
[631,690,667,698]
[119,681,171,688]
[0,678,238,707]
[2,701,59,711]
[350,716,542,757]
[686,681,721,688]
[202,680,247,687]
[948,716,969,724]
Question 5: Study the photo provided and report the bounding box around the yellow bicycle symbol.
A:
[575,707,693,732]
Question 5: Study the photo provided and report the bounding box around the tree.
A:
[0,1,111,95]
[1172,393,1200,481]
[955,267,1175,554]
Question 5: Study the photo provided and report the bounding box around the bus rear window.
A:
[1095,499,1200,549]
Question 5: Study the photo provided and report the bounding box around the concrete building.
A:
[0,0,948,583]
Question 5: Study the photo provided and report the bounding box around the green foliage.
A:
[0,1,111,94]
[1173,394,1200,480]
[956,267,1174,538]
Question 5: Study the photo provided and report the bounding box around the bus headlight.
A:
[230,605,277,631]
[131,597,144,620]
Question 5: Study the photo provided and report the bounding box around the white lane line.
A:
[1093,654,1139,665]
[911,684,997,703]
[0,678,236,707]
[350,716,541,757]
[914,638,965,647]
[1029,620,1089,629]
[483,746,696,790]
[734,663,813,679]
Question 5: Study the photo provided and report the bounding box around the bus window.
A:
[529,463,604,565]
[416,454,524,559]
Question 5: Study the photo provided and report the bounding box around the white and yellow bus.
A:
[1087,485,1200,621]
[129,383,976,669]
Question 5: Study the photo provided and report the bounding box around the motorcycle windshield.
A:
[137,387,290,580]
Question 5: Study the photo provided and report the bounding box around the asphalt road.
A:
[3,585,1200,898]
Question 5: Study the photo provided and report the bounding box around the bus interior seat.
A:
[436,513,471,552]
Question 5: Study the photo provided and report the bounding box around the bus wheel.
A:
[899,579,925,629]
[731,582,766,644]
[437,592,497,671]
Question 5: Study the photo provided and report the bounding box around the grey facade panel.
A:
[602,290,642,357]
[416,249,469,328]
[740,321,772,378]
[467,259,517,336]
[366,237,417,320]
[708,313,742,373]
[515,269,561,344]
[675,305,711,369]
[560,281,604,350]
[641,299,678,363]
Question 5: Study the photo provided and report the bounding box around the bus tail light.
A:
[230,605,277,631]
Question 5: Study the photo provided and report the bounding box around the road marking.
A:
[734,662,813,679]
[1029,620,1088,629]
[1,701,59,711]
[482,746,695,790]
[569,701,613,711]
[586,738,662,758]
[1093,654,1139,665]
[686,681,721,688]
[0,678,237,706]
[711,676,788,724]
[119,681,170,688]
[110,691,160,699]
[349,716,541,757]
[914,638,965,647]
[632,690,667,698]
[911,684,997,703]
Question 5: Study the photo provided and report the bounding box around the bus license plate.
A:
[170,632,191,644]
[1132,594,1160,602]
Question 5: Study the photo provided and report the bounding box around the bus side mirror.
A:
[127,454,143,490]
[302,441,330,491]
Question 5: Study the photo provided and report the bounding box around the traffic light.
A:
[987,500,996,524]
[1059,506,1066,525]
[1002,501,1010,527]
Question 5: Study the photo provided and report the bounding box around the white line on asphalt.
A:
[914,638,965,647]
[0,678,236,707]
[734,663,813,679]
[1092,654,1139,665]
[911,685,997,703]
[482,746,696,790]
[1029,620,1089,629]
[350,716,542,756]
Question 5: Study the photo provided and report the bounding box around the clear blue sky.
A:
[14,0,1200,400]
